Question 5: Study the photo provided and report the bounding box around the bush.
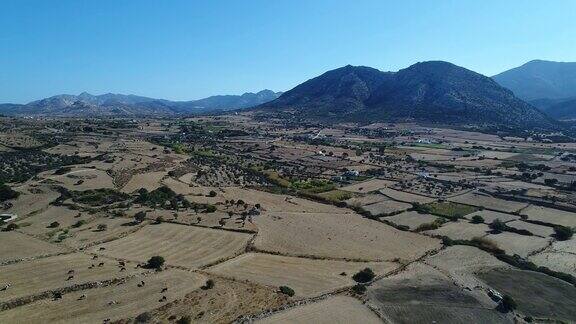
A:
[72,220,87,228]
[351,284,367,294]
[279,285,295,297]
[135,312,152,323]
[146,256,165,269]
[352,268,375,283]
[48,221,60,228]
[205,205,217,213]
[201,279,215,290]
[500,295,517,312]
[208,190,217,197]
[134,211,146,223]
[554,226,574,241]
[155,216,164,224]
[97,224,108,231]
[0,184,19,202]
[470,215,484,224]
[176,316,192,324]
[489,219,506,233]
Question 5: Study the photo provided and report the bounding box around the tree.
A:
[202,279,215,290]
[500,295,517,312]
[48,221,60,228]
[554,226,574,241]
[146,256,165,269]
[205,205,217,213]
[352,284,366,295]
[135,312,152,323]
[544,178,558,186]
[471,215,485,224]
[353,268,375,283]
[134,211,146,223]
[279,286,295,296]
[176,316,192,324]
[97,224,108,231]
[0,184,19,202]
[489,219,506,233]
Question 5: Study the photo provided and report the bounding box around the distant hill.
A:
[0,90,281,116]
[493,60,576,101]
[258,61,555,128]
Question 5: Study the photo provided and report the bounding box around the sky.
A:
[1,0,575,103]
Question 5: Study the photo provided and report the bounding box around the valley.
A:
[1,114,575,323]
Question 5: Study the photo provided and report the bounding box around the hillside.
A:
[259,61,555,128]
[542,98,576,120]
[493,60,576,101]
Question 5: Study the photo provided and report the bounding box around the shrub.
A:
[155,216,164,224]
[553,226,574,241]
[352,284,367,295]
[353,268,375,283]
[146,256,165,269]
[72,220,87,228]
[205,205,217,213]
[135,312,152,323]
[208,190,217,197]
[134,211,146,223]
[202,279,215,290]
[279,285,295,297]
[489,219,506,233]
[0,184,19,202]
[48,221,60,228]
[97,224,108,231]
[176,316,192,324]
[470,215,484,224]
[500,295,517,312]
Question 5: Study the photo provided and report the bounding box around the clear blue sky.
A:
[1,0,575,103]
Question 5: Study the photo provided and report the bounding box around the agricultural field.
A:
[0,231,67,263]
[367,263,511,323]
[253,211,441,261]
[208,253,398,297]
[478,269,576,322]
[92,223,252,269]
[0,269,205,323]
[448,192,528,213]
[1,117,575,323]
[257,296,382,324]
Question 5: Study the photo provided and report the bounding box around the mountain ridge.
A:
[0,90,282,116]
[258,61,555,128]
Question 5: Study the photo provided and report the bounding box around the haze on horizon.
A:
[1,0,575,104]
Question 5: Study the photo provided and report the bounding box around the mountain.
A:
[0,90,281,116]
[173,90,282,112]
[540,97,576,120]
[492,60,576,101]
[259,61,555,128]
[263,65,393,118]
